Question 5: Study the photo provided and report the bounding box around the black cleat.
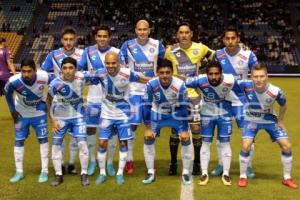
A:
[51,175,63,187]
[67,164,77,175]
[168,163,177,176]
[81,174,90,186]
[192,164,201,176]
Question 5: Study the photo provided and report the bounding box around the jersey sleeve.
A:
[142,83,153,124]
[77,49,88,71]
[176,84,189,118]
[118,42,128,65]
[48,81,58,97]
[248,51,258,70]
[202,44,215,61]
[41,52,54,72]
[184,76,200,88]
[4,81,16,112]
[158,42,166,59]
[83,71,100,85]
[276,89,287,106]
[129,70,140,82]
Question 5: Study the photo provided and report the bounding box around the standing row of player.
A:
[2,19,298,188]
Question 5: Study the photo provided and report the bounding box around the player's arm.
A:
[77,49,88,71]
[276,90,287,131]
[46,85,60,133]
[4,82,20,123]
[184,76,200,88]
[129,71,151,84]
[177,85,190,142]
[83,71,100,85]
[158,42,166,59]
[143,83,154,140]
[118,42,128,67]
[248,51,259,71]
[41,52,54,72]
[6,50,16,75]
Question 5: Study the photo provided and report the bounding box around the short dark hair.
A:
[21,59,36,70]
[61,57,77,68]
[157,59,173,72]
[224,25,239,37]
[177,22,193,32]
[94,25,111,36]
[251,63,267,73]
[61,26,77,38]
[206,61,222,73]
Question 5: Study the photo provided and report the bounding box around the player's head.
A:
[135,19,150,44]
[20,59,36,83]
[206,61,223,86]
[95,25,111,49]
[104,51,119,75]
[177,22,193,48]
[223,26,240,51]
[61,57,77,81]
[157,59,173,86]
[251,63,268,90]
[61,26,77,51]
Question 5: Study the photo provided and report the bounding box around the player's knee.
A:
[52,138,63,146]
[190,124,200,134]
[38,137,48,144]
[280,140,292,152]
[241,142,252,152]
[87,127,96,135]
[98,140,108,149]
[15,140,24,147]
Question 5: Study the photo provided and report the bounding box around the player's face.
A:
[61,63,76,81]
[61,33,76,51]
[251,69,268,90]
[135,23,150,43]
[95,30,110,49]
[177,26,193,46]
[21,66,36,83]
[105,54,119,75]
[223,31,240,50]
[158,67,173,86]
[207,67,222,86]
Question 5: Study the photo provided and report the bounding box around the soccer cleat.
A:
[168,163,177,176]
[81,174,90,186]
[38,172,48,183]
[51,175,63,187]
[282,179,298,189]
[95,174,106,185]
[221,175,232,186]
[125,161,134,175]
[210,164,223,176]
[9,172,24,183]
[246,167,255,179]
[67,164,77,175]
[198,174,209,186]
[142,173,155,184]
[182,174,191,185]
[192,164,201,176]
[87,161,97,176]
[116,175,124,185]
[107,163,115,177]
[238,178,248,187]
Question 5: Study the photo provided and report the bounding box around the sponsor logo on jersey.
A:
[193,50,199,55]
[149,48,155,53]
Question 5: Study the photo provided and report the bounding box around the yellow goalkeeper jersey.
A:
[165,42,215,98]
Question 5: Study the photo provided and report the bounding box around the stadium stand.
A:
[0,0,300,73]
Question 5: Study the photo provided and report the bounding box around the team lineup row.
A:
[1,19,298,189]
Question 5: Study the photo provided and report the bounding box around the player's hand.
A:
[144,126,155,140]
[52,120,61,134]
[11,111,21,124]
[179,131,190,142]
[278,120,287,132]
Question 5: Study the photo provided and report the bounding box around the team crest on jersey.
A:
[222,87,229,93]
[120,78,127,84]
[149,48,155,53]
[238,60,244,66]
[39,85,45,90]
[265,98,273,104]
[193,50,199,55]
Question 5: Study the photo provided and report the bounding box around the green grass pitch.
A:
[0,78,299,200]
